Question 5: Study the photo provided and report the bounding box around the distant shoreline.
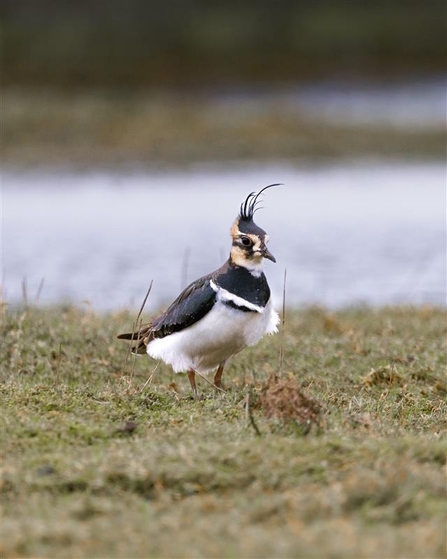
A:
[3,84,445,169]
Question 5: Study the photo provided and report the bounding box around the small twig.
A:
[21,278,28,308]
[35,278,45,304]
[53,342,63,386]
[123,281,153,375]
[193,370,226,393]
[278,267,287,377]
[140,361,161,393]
[247,391,262,437]
[141,373,154,392]
[243,390,260,434]
[244,392,250,427]
[136,281,153,324]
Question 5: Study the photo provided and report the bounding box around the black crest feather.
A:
[239,183,281,221]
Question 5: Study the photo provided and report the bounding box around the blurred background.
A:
[2,0,446,310]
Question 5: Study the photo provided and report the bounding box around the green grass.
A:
[1,304,446,558]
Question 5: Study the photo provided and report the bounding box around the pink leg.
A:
[187,369,198,397]
[213,361,226,390]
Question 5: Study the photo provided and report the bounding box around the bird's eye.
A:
[240,236,252,247]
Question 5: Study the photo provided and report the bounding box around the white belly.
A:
[146,299,279,373]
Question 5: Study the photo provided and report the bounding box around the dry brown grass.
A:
[259,374,321,431]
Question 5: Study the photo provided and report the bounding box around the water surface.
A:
[3,161,445,311]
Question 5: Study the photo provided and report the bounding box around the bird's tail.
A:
[117,331,148,355]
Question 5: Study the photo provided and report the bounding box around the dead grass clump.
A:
[259,374,321,431]
[362,365,403,386]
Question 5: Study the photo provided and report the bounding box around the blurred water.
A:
[2,161,446,312]
[283,79,447,128]
[214,78,446,129]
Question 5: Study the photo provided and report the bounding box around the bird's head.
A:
[230,184,280,272]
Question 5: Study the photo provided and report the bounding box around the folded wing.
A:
[117,273,217,353]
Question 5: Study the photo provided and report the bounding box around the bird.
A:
[117,184,280,396]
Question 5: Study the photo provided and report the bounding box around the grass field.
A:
[1,304,446,558]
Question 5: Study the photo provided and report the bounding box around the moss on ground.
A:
[1,304,446,558]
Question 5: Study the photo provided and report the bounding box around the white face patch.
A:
[250,235,264,256]
[230,245,265,276]
[230,217,270,273]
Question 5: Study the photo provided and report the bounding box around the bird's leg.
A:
[213,361,226,390]
[187,369,199,398]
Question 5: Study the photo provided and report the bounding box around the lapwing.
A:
[117,184,280,395]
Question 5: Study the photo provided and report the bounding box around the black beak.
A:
[262,246,276,263]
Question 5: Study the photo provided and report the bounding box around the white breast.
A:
[146,290,279,374]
